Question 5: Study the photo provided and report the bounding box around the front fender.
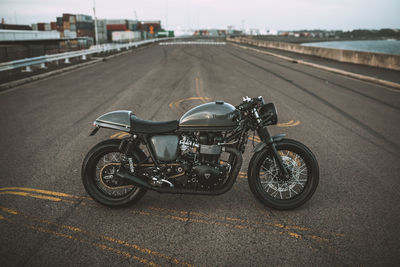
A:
[252,134,286,152]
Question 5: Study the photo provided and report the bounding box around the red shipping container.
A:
[106,24,127,31]
[50,22,57,30]
[37,23,45,31]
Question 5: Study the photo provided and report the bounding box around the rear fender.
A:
[90,110,132,136]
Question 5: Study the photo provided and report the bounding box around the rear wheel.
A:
[81,139,146,207]
[248,139,319,210]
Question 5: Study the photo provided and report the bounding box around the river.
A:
[301,40,400,55]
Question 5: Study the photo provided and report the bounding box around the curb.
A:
[229,42,400,90]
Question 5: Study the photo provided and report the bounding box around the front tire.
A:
[81,139,147,207]
[248,139,319,210]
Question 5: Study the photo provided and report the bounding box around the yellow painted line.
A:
[169,96,212,112]
[117,132,130,139]
[0,186,337,244]
[0,187,86,199]
[310,235,329,242]
[102,236,194,267]
[27,224,159,267]
[110,131,124,138]
[0,191,62,202]
[0,206,18,215]
[288,232,301,239]
[278,120,294,126]
[195,77,207,103]
[0,211,158,267]
[0,205,194,267]
[277,120,301,127]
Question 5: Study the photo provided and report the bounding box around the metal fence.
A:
[0,38,172,72]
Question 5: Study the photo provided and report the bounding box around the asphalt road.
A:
[1,41,399,266]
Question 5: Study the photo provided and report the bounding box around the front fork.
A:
[257,126,289,179]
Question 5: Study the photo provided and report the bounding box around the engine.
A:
[176,133,229,190]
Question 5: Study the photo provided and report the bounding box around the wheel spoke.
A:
[258,149,309,200]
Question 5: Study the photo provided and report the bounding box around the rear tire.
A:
[81,139,147,207]
[248,139,319,210]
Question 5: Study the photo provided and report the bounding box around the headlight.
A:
[259,103,278,125]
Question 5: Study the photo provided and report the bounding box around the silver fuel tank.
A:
[179,101,239,131]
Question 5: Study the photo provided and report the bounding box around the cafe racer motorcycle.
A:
[82,96,319,210]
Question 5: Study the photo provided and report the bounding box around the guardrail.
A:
[159,41,226,45]
[0,38,172,73]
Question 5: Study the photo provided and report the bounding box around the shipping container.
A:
[77,29,94,38]
[0,30,60,41]
[106,19,127,25]
[32,24,38,31]
[64,30,77,38]
[157,31,168,38]
[44,23,51,31]
[56,17,63,26]
[76,14,92,22]
[0,24,32,31]
[76,21,94,30]
[70,23,76,31]
[138,21,161,32]
[112,31,136,42]
[50,22,57,30]
[63,22,70,30]
[62,13,74,22]
[69,16,76,23]
[106,24,127,31]
[127,20,138,31]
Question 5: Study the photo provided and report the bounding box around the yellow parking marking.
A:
[0,206,18,215]
[0,191,62,202]
[288,232,301,239]
[0,206,193,267]
[110,132,123,138]
[195,77,207,103]
[118,132,131,138]
[0,187,87,199]
[169,96,212,112]
[0,186,342,244]
[17,221,158,267]
[277,120,301,127]
[109,132,131,139]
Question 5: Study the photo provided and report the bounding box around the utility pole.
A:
[93,0,99,45]
[166,0,168,30]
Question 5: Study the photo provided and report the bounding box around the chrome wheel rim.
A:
[259,150,308,200]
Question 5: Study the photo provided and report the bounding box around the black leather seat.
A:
[130,115,179,134]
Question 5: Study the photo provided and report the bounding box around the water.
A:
[301,40,400,55]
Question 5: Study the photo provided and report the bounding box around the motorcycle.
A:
[82,96,319,210]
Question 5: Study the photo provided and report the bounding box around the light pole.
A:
[93,0,99,45]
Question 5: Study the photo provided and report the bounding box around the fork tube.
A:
[257,126,288,177]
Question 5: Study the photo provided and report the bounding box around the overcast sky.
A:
[0,0,399,30]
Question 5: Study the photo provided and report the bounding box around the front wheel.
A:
[248,139,319,210]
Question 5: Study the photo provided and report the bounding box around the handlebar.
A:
[236,96,265,111]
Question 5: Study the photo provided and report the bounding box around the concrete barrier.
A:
[227,37,400,71]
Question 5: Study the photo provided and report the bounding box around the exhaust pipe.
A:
[116,168,152,190]
[116,146,243,195]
